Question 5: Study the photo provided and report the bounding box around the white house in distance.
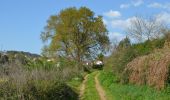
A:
[95,60,103,65]
[93,60,104,69]
[83,60,104,69]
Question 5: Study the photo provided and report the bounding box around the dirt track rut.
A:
[95,73,106,100]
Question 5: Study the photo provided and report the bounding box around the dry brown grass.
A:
[123,42,170,89]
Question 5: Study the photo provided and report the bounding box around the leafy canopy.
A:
[41,7,110,62]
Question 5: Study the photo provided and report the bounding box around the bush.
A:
[132,39,165,56]
[0,61,80,99]
[112,48,136,74]
[0,80,78,100]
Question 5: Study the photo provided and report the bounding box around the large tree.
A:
[41,7,110,62]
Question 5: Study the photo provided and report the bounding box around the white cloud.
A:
[120,0,144,9]
[132,0,143,7]
[107,11,170,30]
[109,12,170,30]
[111,17,137,29]
[148,2,170,10]
[111,20,125,29]
[148,2,162,8]
[155,12,170,24]
[109,32,126,42]
[102,19,108,25]
[120,4,130,9]
[104,10,121,18]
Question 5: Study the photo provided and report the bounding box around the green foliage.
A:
[105,37,134,73]
[97,53,104,61]
[115,48,136,74]
[42,82,78,100]
[59,57,77,69]
[26,58,56,70]
[0,54,9,64]
[67,77,82,94]
[0,80,78,100]
[41,7,110,62]
[117,36,131,50]
[99,71,170,100]
[132,39,165,56]
[162,29,170,42]
[26,57,79,74]
[105,37,165,74]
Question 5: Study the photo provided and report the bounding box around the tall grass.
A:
[98,71,170,100]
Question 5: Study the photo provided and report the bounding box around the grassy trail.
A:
[69,70,170,100]
[95,72,106,100]
[80,71,106,100]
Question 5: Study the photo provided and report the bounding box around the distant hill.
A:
[0,50,41,65]
[6,50,41,58]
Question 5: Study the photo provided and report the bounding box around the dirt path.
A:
[95,72,106,100]
[79,72,106,100]
[79,74,88,99]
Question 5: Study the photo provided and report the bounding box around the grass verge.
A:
[98,71,170,100]
[67,77,82,94]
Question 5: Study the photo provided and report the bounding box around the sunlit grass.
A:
[99,71,170,100]
[82,71,100,100]
[67,77,82,94]
[0,78,8,83]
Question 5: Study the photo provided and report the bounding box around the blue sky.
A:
[0,0,170,54]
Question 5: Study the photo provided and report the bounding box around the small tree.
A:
[97,53,104,61]
[117,36,131,50]
[41,7,110,64]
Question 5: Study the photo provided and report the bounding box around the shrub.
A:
[0,61,80,99]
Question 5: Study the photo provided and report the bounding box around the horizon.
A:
[0,0,170,54]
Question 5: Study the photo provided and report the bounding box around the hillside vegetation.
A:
[104,30,170,91]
